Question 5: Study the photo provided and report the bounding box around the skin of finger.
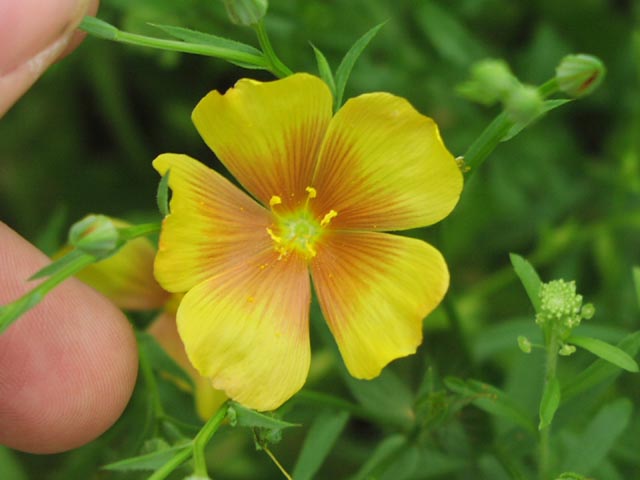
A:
[0,0,91,74]
[0,0,99,117]
[0,222,138,453]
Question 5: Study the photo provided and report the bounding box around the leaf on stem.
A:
[157,169,171,217]
[510,253,543,312]
[102,443,191,472]
[444,377,536,433]
[149,24,266,69]
[568,335,639,373]
[539,376,561,430]
[227,402,298,430]
[501,99,572,142]
[334,23,385,110]
[310,44,336,99]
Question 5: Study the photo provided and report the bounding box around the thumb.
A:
[0,0,98,117]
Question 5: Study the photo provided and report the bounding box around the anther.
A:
[320,209,338,227]
[269,195,282,207]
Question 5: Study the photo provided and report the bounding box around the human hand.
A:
[0,0,139,454]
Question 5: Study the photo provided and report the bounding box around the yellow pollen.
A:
[266,227,282,244]
[269,195,282,207]
[320,209,338,227]
[305,186,317,199]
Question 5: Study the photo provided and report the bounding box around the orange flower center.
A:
[267,187,337,260]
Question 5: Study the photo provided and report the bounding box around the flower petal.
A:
[192,73,333,210]
[177,250,311,411]
[153,153,271,293]
[312,93,463,230]
[311,231,449,378]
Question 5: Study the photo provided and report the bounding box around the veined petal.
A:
[148,312,228,420]
[192,73,333,210]
[177,249,311,411]
[312,93,463,231]
[153,153,271,293]
[311,231,449,379]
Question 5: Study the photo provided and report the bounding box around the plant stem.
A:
[462,77,561,178]
[539,330,560,480]
[192,402,230,477]
[147,447,192,480]
[254,20,293,78]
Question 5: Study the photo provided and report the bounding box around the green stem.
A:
[539,330,560,480]
[80,17,267,68]
[147,447,192,480]
[119,222,162,241]
[462,77,561,177]
[0,252,96,333]
[192,402,230,477]
[254,20,293,78]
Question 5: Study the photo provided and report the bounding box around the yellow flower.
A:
[153,73,463,411]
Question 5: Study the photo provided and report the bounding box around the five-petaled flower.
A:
[153,73,463,411]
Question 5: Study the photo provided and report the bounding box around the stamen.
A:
[266,227,282,244]
[269,195,282,207]
[320,209,338,227]
[305,186,317,199]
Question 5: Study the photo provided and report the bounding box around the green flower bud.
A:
[69,214,121,258]
[517,335,532,354]
[457,59,518,106]
[581,303,595,320]
[559,343,576,356]
[504,84,544,125]
[221,0,268,26]
[555,54,605,98]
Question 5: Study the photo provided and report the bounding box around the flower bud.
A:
[555,54,605,98]
[517,335,532,354]
[457,59,518,105]
[221,0,268,26]
[581,303,595,320]
[69,214,120,258]
[559,343,576,356]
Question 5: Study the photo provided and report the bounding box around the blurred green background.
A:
[1,0,639,478]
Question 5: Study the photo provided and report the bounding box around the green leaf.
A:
[311,43,336,98]
[334,23,385,109]
[444,377,536,433]
[568,335,639,372]
[343,368,414,429]
[350,434,407,480]
[561,398,633,474]
[633,266,640,307]
[149,24,265,69]
[0,446,28,480]
[80,16,118,40]
[227,402,299,430]
[510,253,543,312]
[292,410,349,480]
[102,444,190,471]
[562,331,640,401]
[539,376,561,429]
[29,249,86,280]
[156,169,171,217]
[501,99,572,141]
[137,332,194,389]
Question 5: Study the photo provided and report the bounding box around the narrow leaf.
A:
[334,23,385,109]
[444,377,535,433]
[561,398,633,474]
[501,99,573,141]
[310,43,336,97]
[539,376,561,429]
[568,335,639,373]
[149,24,265,69]
[29,249,86,280]
[80,16,118,40]
[292,410,349,480]
[350,434,406,480]
[103,444,190,471]
[227,402,298,430]
[562,331,640,401]
[156,169,171,217]
[510,253,543,312]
